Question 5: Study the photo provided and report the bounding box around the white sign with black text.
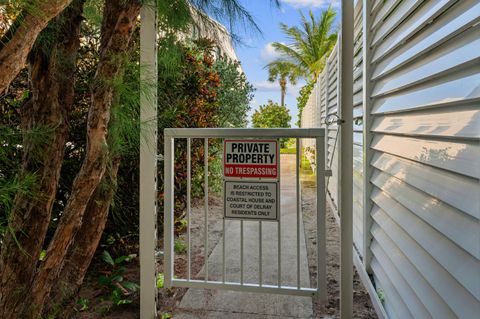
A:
[224,181,278,221]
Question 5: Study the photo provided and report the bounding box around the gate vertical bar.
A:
[316,135,327,300]
[259,221,263,286]
[140,1,158,317]
[222,218,226,283]
[240,220,244,284]
[204,138,209,281]
[187,138,192,280]
[277,197,282,287]
[296,139,301,289]
[340,0,354,317]
[362,0,374,273]
[164,136,174,288]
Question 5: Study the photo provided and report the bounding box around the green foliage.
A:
[252,100,291,147]
[98,250,139,306]
[75,298,89,312]
[208,155,224,194]
[156,272,164,289]
[157,39,252,230]
[174,238,187,254]
[158,0,191,33]
[157,39,220,229]
[377,288,386,304]
[39,249,46,261]
[252,100,291,129]
[214,59,254,128]
[190,0,265,44]
[176,218,188,233]
[296,79,315,127]
[280,148,296,154]
[271,7,338,80]
[266,60,300,106]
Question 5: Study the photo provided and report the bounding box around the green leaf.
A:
[98,275,112,286]
[157,273,164,288]
[39,250,46,261]
[114,255,130,264]
[122,281,140,292]
[102,250,115,266]
[115,299,133,305]
[76,298,89,311]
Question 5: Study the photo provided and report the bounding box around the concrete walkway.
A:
[176,154,314,318]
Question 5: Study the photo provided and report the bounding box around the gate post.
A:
[140,1,158,318]
[340,0,354,318]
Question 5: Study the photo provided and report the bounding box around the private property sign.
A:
[223,139,279,221]
[224,140,278,179]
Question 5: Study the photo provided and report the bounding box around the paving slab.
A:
[176,154,314,318]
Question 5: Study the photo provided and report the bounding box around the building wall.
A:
[301,0,480,317]
[189,8,240,64]
[366,1,480,318]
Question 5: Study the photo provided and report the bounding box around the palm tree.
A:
[266,60,300,106]
[272,7,337,80]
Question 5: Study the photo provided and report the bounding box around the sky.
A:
[221,0,340,127]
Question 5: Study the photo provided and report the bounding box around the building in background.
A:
[189,7,240,65]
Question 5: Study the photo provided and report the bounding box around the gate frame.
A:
[163,128,327,298]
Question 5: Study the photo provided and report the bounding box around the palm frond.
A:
[190,0,280,42]
[269,6,338,80]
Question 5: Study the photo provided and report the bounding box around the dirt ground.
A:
[301,178,377,318]
[158,196,226,317]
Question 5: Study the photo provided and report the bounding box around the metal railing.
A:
[163,128,327,299]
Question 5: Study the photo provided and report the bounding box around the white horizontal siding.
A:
[372,1,480,78]
[368,1,480,318]
[371,205,480,318]
[371,134,479,179]
[371,104,480,140]
[301,3,480,318]
[370,229,457,319]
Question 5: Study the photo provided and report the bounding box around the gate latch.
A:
[324,114,344,126]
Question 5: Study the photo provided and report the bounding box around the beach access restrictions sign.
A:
[224,181,278,220]
[224,140,278,179]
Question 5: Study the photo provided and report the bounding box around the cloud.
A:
[260,42,284,63]
[254,80,301,94]
[281,0,340,8]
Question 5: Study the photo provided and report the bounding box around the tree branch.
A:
[0,0,74,94]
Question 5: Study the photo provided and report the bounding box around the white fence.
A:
[301,0,480,318]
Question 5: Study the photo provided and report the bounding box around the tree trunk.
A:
[45,158,121,318]
[23,1,141,317]
[280,77,287,106]
[0,1,84,317]
[0,0,75,94]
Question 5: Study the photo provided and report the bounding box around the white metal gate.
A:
[163,128,327,299]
